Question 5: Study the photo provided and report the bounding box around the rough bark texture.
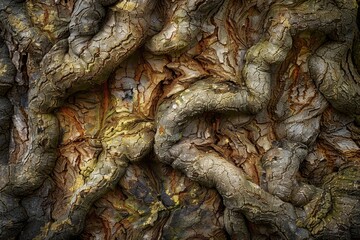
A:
[0,0,360,239]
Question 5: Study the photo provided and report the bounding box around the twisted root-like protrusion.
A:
[0,36,57,239]
[0,1,59,197]
[29,0,157,113]
[309,42,360,124]
[154,79,308,239]
[0,0,58,199]
[155,0,360,238]
[37,115,154,240]
[0,1,58,232]
[146,0,224,55]
[259,140,339,237]
[0,111,58,236]
[260,141,320,207]
[0,0,51,59]
[307,1,360,123]
[0,38,27,240]
[27,0,156,238]
[2,0,156,238]
[253,0,360,237]
[19,0,154,198]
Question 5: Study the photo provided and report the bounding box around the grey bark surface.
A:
[0,0,360,239]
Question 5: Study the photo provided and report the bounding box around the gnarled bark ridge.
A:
[0,0,359,239]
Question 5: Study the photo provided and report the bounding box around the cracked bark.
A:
[0,0,360,239]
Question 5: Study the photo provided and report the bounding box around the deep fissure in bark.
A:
[0,0,359,239]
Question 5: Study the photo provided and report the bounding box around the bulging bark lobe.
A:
[0,0,359,239]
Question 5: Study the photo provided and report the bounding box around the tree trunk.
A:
[1,0,360,239]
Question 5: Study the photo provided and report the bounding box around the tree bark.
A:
[0,0,360,239]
